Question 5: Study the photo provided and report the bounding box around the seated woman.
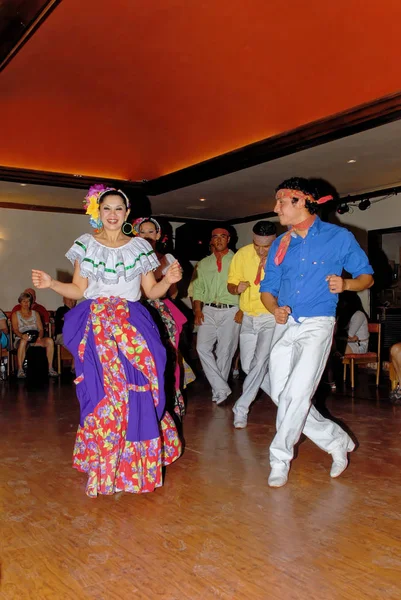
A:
[337,291,369,355]
[0,308,9,350]
[326,291,369,390]
[11,292,58,379]
[390,342,401,405]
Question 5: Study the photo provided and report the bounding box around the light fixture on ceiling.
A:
[336,203,350,215]
[20,183,27,187]
[199,198,206,202]
[359,199,371,211]
[347,159,357,164]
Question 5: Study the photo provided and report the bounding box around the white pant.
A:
[233,312,276,418]
[269,316,351,468]
[196,305,240,399]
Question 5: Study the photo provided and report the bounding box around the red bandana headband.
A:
[276,189,333,205]
[274,189,333,266]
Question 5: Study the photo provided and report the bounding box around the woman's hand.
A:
[32,269,52,289]
[164,261,182,285]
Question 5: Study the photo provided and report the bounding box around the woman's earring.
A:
[122,221,133,235]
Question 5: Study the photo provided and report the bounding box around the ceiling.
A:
[2,1,401,221]
[2,117,401,220]
[1,0,401,183]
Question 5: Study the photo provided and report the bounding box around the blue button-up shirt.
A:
[260,217,373,321]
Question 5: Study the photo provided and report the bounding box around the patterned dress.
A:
[145,253,195,418]
[63,234,182,497]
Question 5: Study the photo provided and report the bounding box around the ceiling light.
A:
[20,183,27,187]
[347,159,357,164]
[359,199,371,211]
[199,198,206,202]
[336,203,349,215]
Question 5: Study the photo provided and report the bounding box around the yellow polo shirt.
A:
[227,244,270,316]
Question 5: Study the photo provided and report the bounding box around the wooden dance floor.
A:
[1,374,400,599]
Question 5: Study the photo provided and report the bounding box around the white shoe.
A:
[233,415,247,429]
[330,439,356,478]
[268,466,289,488]
[215,391,231,405]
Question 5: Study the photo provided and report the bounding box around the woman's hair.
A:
[18,292,33,307]
[98,189,130,210]
[275,177,320,215]
[134,217,161,234]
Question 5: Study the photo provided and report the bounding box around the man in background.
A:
[193,228,240,404]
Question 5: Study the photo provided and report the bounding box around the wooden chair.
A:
[49,311,74,373]
[5,312,16,375]
[56,344,74,373]
[343,323,381,390]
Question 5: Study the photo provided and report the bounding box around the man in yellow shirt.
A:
[227,221,277,428]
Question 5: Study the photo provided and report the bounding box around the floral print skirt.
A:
[147,298,195,418]
[63,298,182,498]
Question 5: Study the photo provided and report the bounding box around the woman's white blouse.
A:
[65,234,159,301]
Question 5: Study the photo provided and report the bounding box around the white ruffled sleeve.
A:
[65,233,91,267]
[161,253,176,275]
[65,234,159,284]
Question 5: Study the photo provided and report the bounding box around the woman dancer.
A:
[32,185,183,497]
[134,218,195,417]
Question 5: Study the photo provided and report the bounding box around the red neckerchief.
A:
[274,215,316,266]
[213,248,229,272]
[254,254,268,285]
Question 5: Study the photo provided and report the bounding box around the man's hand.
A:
[194,310,204,326]
[234,310,243,324]
[326,275,345,294]
[237,281,250,294]
[274,305,291,324]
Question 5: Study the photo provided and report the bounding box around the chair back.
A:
[368,322,381,362]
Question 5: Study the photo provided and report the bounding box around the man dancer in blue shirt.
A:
[260,178,374,488]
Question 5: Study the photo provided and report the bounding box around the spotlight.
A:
[336,203,349,215]
[359,199,371,211]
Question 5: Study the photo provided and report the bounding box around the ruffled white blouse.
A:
[65,234,159,301]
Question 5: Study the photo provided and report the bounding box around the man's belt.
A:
[205,303,236,309]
